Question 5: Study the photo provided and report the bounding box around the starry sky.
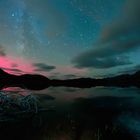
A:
[0,0,140,79]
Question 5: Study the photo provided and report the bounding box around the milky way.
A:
[0,0,139,78]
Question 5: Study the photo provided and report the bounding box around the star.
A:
[12,13,15,17]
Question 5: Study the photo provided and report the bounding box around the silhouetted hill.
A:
[0,69,10,76]
[0,69,50,90]
[0,68,140,90]
[49,70,140,88]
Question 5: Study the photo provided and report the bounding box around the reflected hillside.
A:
[0,87,137,140]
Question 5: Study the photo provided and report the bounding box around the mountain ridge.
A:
[0,68,140,90]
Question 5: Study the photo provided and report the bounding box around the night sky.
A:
[0,0,140,79]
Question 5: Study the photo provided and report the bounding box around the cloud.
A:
[1,67,23,73]
[117,64,140,75]
[33,63,56,72]
[100,0,140,43]
[48,72,82,79]
[11,63,18,68]
[72,0,140,69]
[62,74,79,79]
[0,45,6,57]
[96,64,140,78]
[73,54,131,69]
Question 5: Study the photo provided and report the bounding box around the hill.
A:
[0,68,140,90]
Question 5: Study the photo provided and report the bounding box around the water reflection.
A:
[0,87,140,140]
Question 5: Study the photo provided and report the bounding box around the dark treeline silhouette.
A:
[0,68,140,90]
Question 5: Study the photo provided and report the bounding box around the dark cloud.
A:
[11,63,18,68]
[10,68,22,72]
[0,45,6,56]
[97,64,140,78]
[117,64,140,75]
[63,74,79,79]
[72,0,140,69]
[1,67,23,73]
[33,63,56,72]
[100,0,140,43]
[73,54,131,69]
[49,73,80,79]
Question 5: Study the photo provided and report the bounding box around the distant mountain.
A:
[50,70,140,88]
[0,69,50,90]
[0,68,140,90]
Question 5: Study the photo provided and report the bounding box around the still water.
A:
[1,86,140,140]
